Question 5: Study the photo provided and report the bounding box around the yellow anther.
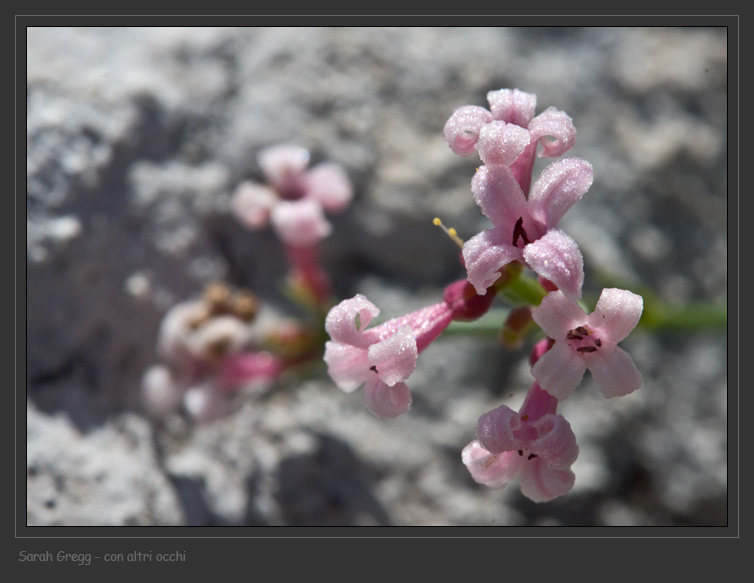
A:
[433,217,464,249]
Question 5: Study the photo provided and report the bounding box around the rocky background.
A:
[26,26,728,527]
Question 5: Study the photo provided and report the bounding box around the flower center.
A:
[566,325,603,353]
[512,217,531,247]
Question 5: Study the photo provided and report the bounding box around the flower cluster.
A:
[323,88,644,502]
[141,282,308,423]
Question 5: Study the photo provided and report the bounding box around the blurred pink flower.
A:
[232,143,352,246]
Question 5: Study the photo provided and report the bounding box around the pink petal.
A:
[517,458,575,502]
[587,346,643,399]
[462,441,522,489]
[528,107,577,158]
[270,199,332,246]
[530,341,587,401]
[443,105,493,156]
[304,163,353,212]
[323,341,370,393]
[486,88,537,127]
[471,165,528,232]
[367,326,418,387]
[476,405,521,454]
[362,377,412,418]
[216,351,284,390]
[324,294,380,346]
[477,121,532,167]
[523,230,584,300]
[528,158,594,229]
[462,229,522,295]
[529,413,579,469]
[258,143,310,185]
[531,290,587,338]
[232,182,278,229]
[588,288,644,343]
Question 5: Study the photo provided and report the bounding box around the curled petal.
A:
[486,88,537,127]
[367,326,418,387]
[462,441,522,489]
[517,458,576,502]
[531,341,587,401]
[304,163,353,212]
[462,229,522,295]
[258,143,310,185]
[324,294,380,346]
[232,182,278,229]
[323,342,370,393]
[477,121,531,167]
[588,345,643,399]
[529,413,579,469]
[270,199,332,246]
[528,158,594,229]
[362,377,412,418]
[476,405,520,454]
[471,165,528,232]
[588,288,644,344]
[443,105,493,156]
[531,289,587,339]
[528,107,577,158]
[523,230,584,300]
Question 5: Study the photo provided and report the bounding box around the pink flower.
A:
[444,88,576,194]
[232,143,352,246]
[323,294,454,418]
[462,158,593,299]
[531,288,644,400]
[462,382,579,502]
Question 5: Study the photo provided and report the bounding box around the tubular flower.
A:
[323,294,454,418]
[443,88,577,194]
[142,284,287,423]
[462,158,593,299]
[232,143,352,247]
[462,382,579,502]
[531,288,644,401]
[324,282,495,418]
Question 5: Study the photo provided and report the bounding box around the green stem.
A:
[443,308,511,337]
[640,302,727,332]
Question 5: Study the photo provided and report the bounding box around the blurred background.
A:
[26,26,728,526]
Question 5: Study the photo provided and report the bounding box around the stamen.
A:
[433,217,465,249]
[512,217,531,247]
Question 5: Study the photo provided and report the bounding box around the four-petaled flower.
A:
[531,288,644,400]
[462,158,593,300]
[462,382,579,503]
[444,88,577,194]
[232,143,352,247]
